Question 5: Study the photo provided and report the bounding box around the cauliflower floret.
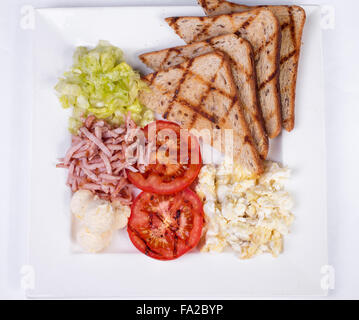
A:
[70,190,94,220]
[113,203,131,229]
[83,198,115,233]
[71,191,131,253]
[77,227,113,253]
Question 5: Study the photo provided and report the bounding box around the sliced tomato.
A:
[127,189,204,260]
[127,121,202,195]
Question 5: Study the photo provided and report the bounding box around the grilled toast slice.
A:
[139,34,269,159]
[165,8,282,138]
[139,51,263,174]
[198,0,306,131]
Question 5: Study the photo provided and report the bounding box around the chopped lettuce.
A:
[55,40,154,133]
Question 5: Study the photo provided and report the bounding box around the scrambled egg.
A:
[196,161,294,259]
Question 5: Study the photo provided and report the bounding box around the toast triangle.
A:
[139,34,269,159]
[139,51,263,174]
[165,8,282,138]
[198,0,306,131]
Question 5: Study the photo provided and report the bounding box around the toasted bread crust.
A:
[198,0,306,132]
[139,51,263,174]
[139,34,269,159]
[283,5,306,131]
[165,8,282,139]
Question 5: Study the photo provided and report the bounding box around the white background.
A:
[0,0,358,299]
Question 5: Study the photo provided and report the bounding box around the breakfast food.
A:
[112,200,132,229]
[55,40,154,133]
[71,190,130,253]
[81,198,115,234]
[139,51,264,175]
[165,8,282,138]
[196,161,294,259]
[57,115,141,204]
[56,0,306,260]
[70,189,94,220]
[198,0,306,131]
[127,121,202,194]
[128,189,204,260]
[139,34,269,159]
[77,228,113,253]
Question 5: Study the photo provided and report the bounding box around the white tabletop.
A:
[1,0,359,299]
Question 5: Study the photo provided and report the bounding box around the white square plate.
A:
[29,5,327,298]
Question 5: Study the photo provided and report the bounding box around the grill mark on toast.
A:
[212,15,223,23]
[234,30,242,37]
[280,49,296,64]
[239,13,257,30]
[201,39,250,81]
[177,98,218,124]
[148,72,158,86]
[218,47,237,118]
[167,17,180,36]
[258,70,277,90]
[145,74,232,109]
[200,19,211,40]
[191,55,225,126]
[199,0,208,11]
[228,14,238,34]
[234,12,260,37]
[186,69,233,101]
[205,38,251,82]
[219,51,250,82]
[278,15,296,67]
[192,20,210,43]
[163,60,193,119]
[190,81,215,127]
[253,33,276,58]
[190,110,198,127]
[161,48,182,70]
[226,95,238,117]
[288,7,297,49]
[281,21,290,30]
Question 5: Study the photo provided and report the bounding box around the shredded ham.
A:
[57,115,141,204]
